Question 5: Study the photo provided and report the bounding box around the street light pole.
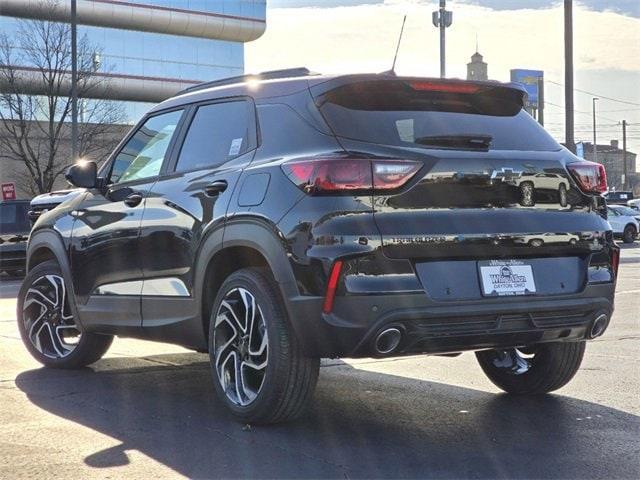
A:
[432,1,452,78]
[564,0,575,153]
[439,0,445,78]
[71,0,78,163]
[622,119,628,190]
[592,97,598,163]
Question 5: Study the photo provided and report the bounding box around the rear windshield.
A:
[0,202,30,234]
[315,80,560,152]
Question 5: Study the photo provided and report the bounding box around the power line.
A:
[599,108,640,113]
[547,79,640,107]
[544,100,619,123]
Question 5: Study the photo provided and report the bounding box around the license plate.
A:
[479,260,536,296]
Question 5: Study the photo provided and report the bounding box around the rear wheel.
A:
[476,342,585,394]
[209,267,320,424]
[622,224,637,244]
[558,183,568,207]
[17,260,113,368]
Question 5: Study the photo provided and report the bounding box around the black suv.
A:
[19,69,618,424]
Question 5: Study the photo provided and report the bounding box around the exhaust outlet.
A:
[589,314,608,339]
[374,327,402,355]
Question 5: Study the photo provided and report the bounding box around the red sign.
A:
[1,183,16,201]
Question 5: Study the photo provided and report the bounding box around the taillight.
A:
[282,158,421,195]
[567,161,607,194]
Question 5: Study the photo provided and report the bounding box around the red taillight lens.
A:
[323,260,343,314]
[408,81,480,94]
[567,161,607,194]
[283,158,420,194]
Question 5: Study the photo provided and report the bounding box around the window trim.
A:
[165,96,258,175]
[100,106,187,187]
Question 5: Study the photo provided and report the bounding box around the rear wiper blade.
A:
[413,134,493,149]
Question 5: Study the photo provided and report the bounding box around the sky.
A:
[246,1,640,161]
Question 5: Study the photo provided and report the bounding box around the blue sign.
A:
[576,142,584,158]
[510,69,543,106]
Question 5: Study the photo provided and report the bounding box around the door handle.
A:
[204,180,228,197]
[123,192,143,207]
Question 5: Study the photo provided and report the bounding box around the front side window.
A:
[111,110,183,184]
[175,100,256,172]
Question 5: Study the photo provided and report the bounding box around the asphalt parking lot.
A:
[1,245,638,479]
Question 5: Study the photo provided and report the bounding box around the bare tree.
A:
[0,2,126,195]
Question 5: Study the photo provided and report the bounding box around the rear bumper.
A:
[286,283,615,358]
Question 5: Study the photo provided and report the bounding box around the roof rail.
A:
[177,67,318,96]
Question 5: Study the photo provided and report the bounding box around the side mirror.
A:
[65,161,97,188]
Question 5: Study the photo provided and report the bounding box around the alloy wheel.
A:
[22,275,81,359]
[213,287,269,407]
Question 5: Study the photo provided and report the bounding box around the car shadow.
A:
[15,353,640,479]
[619,242,640,264]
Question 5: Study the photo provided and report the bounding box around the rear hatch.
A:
[311,77,611,298]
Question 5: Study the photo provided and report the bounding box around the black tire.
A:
[476,341,586,394]
[558,183,568,207]
[622,224,637,244]
[208,267,320,424]
[520,181,534,206]
[17,260,113,369]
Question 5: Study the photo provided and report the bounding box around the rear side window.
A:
[175,100,256,172]
[315,80,560,152]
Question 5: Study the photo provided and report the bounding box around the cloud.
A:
[247,1,640,154]
[269,1,640,18]
[249,1,640,77]
[459,1,640,18]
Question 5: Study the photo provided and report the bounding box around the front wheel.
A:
[209,267,320,424]
[17,260,113,368]
[476,342,586,394]
[622,224,637,244]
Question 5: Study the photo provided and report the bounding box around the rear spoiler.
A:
[310,75,527,115]
[309,74,527,98]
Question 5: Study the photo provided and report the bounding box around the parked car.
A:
[627,198,640,212]
[515,172,570,207]
[19,69,618,424]
[604,191,633,206]
[0,200,31,277]
[607,205,639,243]
[513,233,579,247]
[28,188,84,224]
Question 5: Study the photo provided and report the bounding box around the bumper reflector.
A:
[323,260,344,314]
[612,248,620,278]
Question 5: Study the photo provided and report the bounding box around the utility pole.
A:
[564,0,575,153]
[592,97,598,163]
[537,76,544,126]
[432,1,452,78]
[622,119,628,190]
[71,0,78,162]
